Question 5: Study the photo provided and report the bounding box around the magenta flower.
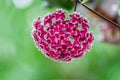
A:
[32,9,94,62]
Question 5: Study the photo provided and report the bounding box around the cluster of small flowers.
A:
[32,9,94,62]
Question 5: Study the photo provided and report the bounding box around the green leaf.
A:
[81,0,89,4]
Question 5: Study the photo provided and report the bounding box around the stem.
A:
[78,0,120,28]
[74,0,78,11]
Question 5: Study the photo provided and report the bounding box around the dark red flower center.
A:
[60,36,64,40]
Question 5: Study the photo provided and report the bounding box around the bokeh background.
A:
[0,0,120,80]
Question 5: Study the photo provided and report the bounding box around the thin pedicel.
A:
[74,0,78,11]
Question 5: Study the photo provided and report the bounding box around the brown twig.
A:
[78,0,120,28]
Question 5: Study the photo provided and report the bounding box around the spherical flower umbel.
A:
[32,9,94,62]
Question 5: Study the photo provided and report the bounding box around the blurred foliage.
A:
[88,0,102,6]
[46,0,74,9]
[0,0,120,80]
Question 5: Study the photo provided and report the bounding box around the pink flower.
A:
[32,9,94,62]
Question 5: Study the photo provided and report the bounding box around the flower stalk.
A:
[74,0,78,11]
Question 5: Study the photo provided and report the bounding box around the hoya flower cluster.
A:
[32,9,94,62]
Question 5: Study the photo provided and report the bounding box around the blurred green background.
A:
[0,0,120,80]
